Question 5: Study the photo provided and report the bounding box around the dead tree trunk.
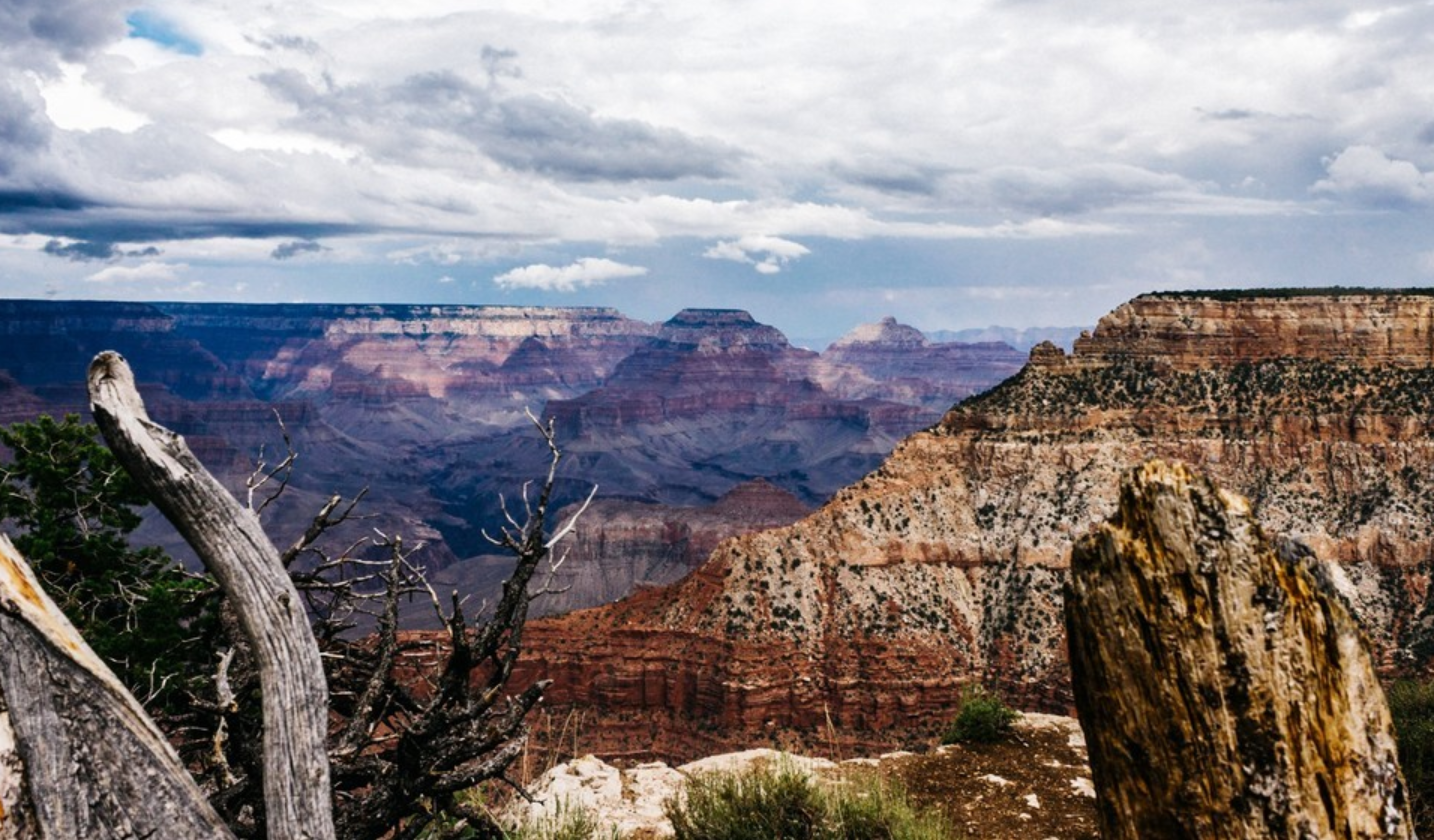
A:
[1066,459,1411,839]
[0,533,233,838]
[87,351,335,840]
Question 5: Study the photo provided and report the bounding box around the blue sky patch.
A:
[126,11,203,56]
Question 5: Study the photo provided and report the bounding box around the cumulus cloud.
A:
[493,257,647,292]
[1313,146,1434,205]
[86,261,188,283]
[703,235,810,274]
[271,238,326,260]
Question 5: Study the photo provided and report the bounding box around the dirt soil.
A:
[882,713,1099,839]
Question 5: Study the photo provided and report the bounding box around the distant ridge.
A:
[926,324,1086,352]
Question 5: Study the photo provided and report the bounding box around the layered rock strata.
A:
[0,302,1017,609]
[520,290,1434,762]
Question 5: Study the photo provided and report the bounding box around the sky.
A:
[4,1,1434,345]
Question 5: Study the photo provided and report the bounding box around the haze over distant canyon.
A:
[0,299,1029,614]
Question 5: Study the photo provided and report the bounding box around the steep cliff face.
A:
[521,290,1434,762]
[1072,290,1434,369]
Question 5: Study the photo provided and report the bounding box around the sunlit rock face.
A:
[519,290,1434,763]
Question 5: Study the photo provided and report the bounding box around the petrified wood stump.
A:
[1066,460,1411,839]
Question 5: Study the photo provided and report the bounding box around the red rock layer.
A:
[517,291,1434,764]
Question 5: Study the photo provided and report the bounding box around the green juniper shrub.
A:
[1388,678,1434,836]
[0,414,219,711]
[941,685,1019,745]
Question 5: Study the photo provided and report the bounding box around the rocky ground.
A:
[514,713,1097,839]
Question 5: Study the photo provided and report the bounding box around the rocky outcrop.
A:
[519,289,1434,763]
[1072,290,1434,370]
[1067,461,1410,839]
[814,317,1025,411]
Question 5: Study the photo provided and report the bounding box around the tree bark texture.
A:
[88,351,335,840]
[0,533,233,838]
[1066,459,1411,839]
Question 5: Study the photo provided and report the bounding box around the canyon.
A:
[518,289,1434,763]
[0,299,1024,612]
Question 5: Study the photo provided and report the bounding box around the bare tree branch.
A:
[88,350,335,840]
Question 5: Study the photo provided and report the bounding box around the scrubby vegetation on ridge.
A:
[1138,287,1434,301]
[945,357,1434,427]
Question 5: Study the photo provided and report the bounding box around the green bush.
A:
[0,414,218,710]
[1388,678,1434,836]
[665,761,953,840]
[504,801,614,840]
[941,686,1019,745]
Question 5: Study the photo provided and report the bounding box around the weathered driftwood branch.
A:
[0,533,233,838]
[87,351,335,840]
[1066,460,1411,839]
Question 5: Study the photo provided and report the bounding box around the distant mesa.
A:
[828,316,929,349]
[656,308,790,351]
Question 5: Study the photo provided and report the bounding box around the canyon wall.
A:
[520,290,1434,762]
[0,300,1021,612]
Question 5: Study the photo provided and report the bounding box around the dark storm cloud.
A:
[0,202,375,244]
[41,239,160,261]
[271,239,326,259]
[0,0,129,70]
[259,68,741,182]
[0,189,94,213]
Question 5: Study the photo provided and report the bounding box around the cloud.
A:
[703,235,810,274]
[1312,146,1434,205]
[86,261,188,283]
[493,257,647,292]
[0,0,129,71]
[258,68,741,183]
[42,238,160,261]
[271,239,326,260]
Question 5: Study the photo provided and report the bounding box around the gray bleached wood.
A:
[0,533,233,838]
[1066,460,1412,839]
[87,350,335,840]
